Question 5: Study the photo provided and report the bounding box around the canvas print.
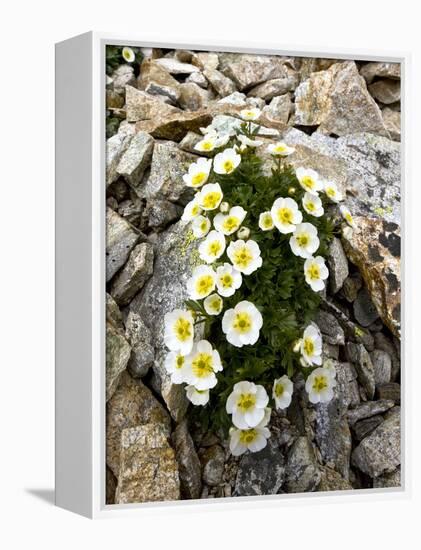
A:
[105,45,401,505]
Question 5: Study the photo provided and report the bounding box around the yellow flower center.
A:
[262,215,273,228]
[191,172,207,187]
[220,273,233,288]
[233,312,252,334]
[237,393,256,412]
[191,204,199,216]
[201,141,213,151]
[307,263,320,280]
[274,383,284,398]
[222,216,240,232]
[195,275,215,296]
[303,337,315,357]
[278,207,293,224]
[175,355,185,369]
[174,318,192,342]
[275,144,286,153]
[326,187,335,198]
[312,375,328,392]
[202,192,221,209]
[306,201,315,212]
[223,159,234,173]
[208,240,222,257]
[233,246,253,269]
[209,296,222,311]
[296,233,310,247]
[345,213,353,224]
[200,220,208,232]
[239,428,258,444]
[302,176,315,190]
[192,353,214,378]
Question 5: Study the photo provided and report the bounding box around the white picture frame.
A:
[55,31,409,519]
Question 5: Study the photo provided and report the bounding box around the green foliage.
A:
[105,45,143,75]
[189,123,334,435]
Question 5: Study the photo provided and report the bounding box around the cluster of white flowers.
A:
[162,113,340,456]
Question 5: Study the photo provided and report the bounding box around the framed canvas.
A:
[55,32,408,518]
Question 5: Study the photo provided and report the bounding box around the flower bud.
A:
[237,227,250,240]
[292,338,302,353]
[219,201,230,213]
[288,186,296,196]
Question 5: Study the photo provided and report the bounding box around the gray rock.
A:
[186,71,209,89]
[178,131,205,154]
[377,382,401,404]
[323,342,339,359]
[117,198,143,226]
[145,81,180,105]
[370,349,392,386]
[191,52,219,72]
[217,91,247,106]
[234,440,285,496]
[115,423,180,504]
[200,444,225,487]
[106,466,117,504]
[110,64,136,93]
[116,131,154,187]
[106,322,131,402]
[106,370,171,476]
[374,332,400,381]
[347,400,395,426]
[223,55,290,91]
[142,141,197,203]
[106,292,124,331]
[353,415,385,441]
[130,221,203,421]
[294,61,389,137]
[382,107,400,141]
[284,437,321,493]
[342,272,363,302]
[106,89,125,109]
[125,311,154,378]
[261,94,292,125]
[106,207,140,282]
[203,68,237,97]
[360,62,401,84]
[315,310,345,346]
[328,237,349,293]
[369,79,400,105]
[346,342,376,398]
[178,82,213,111]
[110,242,154,306]
[154,58,200,74]
[322,299,375,351]
[172,420,202,500]
[352,412,400,477]
[354,287,380,327]
[318,466,353,492]
[373,468,401,488]
[106,132,133,186]
[248,76,298,100]
[144,199,182,231]
[125,86,180,122]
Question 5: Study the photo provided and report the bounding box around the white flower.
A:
[194,135,218,153]
[305,367,337,404]
[214,206,247,235]
[122,47,135,63]
[219,201,230,213]
[340,205,355,227]
[191,215,211,238]
[227,239,262,275]
[324,180,343,203]
[198,230,226,263]
[213,148,241,175]
[258,211,274,231]
[222,301,263,347]
[239,107,261,121]
[302,192,324,217]
[186,265,217,299]
[164,309,194,355]
[229,415,271,456]
[237,227,250,240]
[197,182,223,211]
[226,381,269,429]
[181,197,202,222]
[216,263,242,297]
[272,375,294,410]
[300,324,322,366]
[271,197,303,234]
[296,167,323,195]
[289,222,320,259]
[185,385,210,406]
[184,340,223,390]
[237,134,263,150]
[164,351,189,384]
[304,256,329,292]
[182,157,212,188]
[267,142,295,156]
[203,293,223,316]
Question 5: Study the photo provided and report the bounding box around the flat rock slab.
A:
[106,323,131,402]
[284,437,321,493]
[106,207,140,282]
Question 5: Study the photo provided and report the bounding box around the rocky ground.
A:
[105,48,401,504]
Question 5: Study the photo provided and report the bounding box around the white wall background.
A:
[0,0,419,547]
